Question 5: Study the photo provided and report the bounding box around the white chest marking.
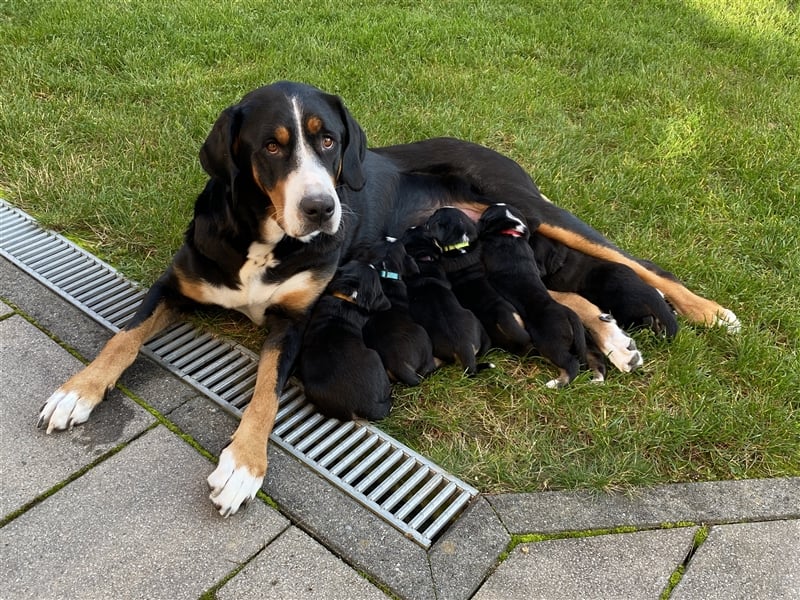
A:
[202,220,300,325]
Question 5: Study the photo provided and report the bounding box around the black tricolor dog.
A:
[298,259,392,421]
[425,207,532,356]
[362,237,437,386]
[401,226,492,375]
[38,81,739,517]
[479,204,587,388]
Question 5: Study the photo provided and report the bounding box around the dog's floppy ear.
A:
[333,96,367,191]
[199,105,245,186]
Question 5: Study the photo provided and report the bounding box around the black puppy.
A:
[298,260,393,421]
[362,238,437,386]
[531,233,678,337]
[401,226,491,375]
[479,204,587,388]
[425,207,532,356]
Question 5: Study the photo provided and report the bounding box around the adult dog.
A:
[37,81,739,517]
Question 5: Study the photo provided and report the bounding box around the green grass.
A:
[2,0,798,493]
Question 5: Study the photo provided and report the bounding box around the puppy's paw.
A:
[207,446,264,517]
[38,388,99,434]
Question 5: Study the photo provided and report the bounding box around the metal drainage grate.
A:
[0,199,478,547]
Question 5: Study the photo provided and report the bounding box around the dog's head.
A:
[425,207,478,255]
[327,260,391,313]
[200,81,367,241]
[478,203,530,241]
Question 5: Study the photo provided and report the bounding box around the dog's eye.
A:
[322,136,335,150]
[265,142,280,155]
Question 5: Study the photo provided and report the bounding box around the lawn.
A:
[1,0,798,493]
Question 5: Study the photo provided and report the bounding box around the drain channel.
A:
[0,199,478,547]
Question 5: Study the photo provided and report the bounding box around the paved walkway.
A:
[1,255,798,599]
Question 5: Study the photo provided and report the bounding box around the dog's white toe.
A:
[207,447,263,517]
[596,315,644,374]
[714,308,741,333]
[38,389,95,434]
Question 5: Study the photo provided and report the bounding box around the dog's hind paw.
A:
[207,446,264,517]
[38,388,97,434]
[713,307,741,333]
[593,314,644,374]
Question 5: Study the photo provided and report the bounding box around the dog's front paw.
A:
[207,446,265,517]
[38,388,99,434]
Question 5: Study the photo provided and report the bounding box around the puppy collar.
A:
[442,240,471,252]
[499,228,524,237]
[379,270,401,280]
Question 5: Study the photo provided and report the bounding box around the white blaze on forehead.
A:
[281,97,342,238]
[504,208,527,233]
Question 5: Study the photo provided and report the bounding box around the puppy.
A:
[425,207,532,356]
[298,260,393,421]
[401,226,491,375]
[362,238,437,385]
[479,204,587,388]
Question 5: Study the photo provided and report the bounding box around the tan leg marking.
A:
[538,224,739,330]
[207,345,281,516]
[39,302,176,432]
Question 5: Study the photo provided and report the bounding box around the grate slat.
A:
[394,474,444,521]
[300,422,356,462]
[342,441,393,485]
[0,199,479,548]
[329,435,380,477]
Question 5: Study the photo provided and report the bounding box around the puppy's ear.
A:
[332,96,367,191]
[199,105,245,186]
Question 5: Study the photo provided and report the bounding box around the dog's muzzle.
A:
[300,193,336,226]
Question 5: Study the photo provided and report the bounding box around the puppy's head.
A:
[327,261,391,312]
[425,207,478,255]
[200,81,367,241]
[478,203,530,241]
[366,237,420,279]
[401,226,442,266]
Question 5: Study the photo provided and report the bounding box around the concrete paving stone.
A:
[218,526,389,600]
[487,477,800,534]
[473,526,697,600]
[263,445,437,600]
[429,497,511,600]
[168,395,240,457]
[0,258,117,361]
[0,426,288,600]
[0,299,12,316]
[0,315,155,517]
[1,258,205,415]
[672,519,800,600]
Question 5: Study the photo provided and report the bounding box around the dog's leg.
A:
[549,290,643,374]
[207,274,330,517]
[38,288,178,433]
[207,316,303,516]
[539,224,740,332]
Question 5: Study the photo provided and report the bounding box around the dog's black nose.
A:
[299,194,336,224]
